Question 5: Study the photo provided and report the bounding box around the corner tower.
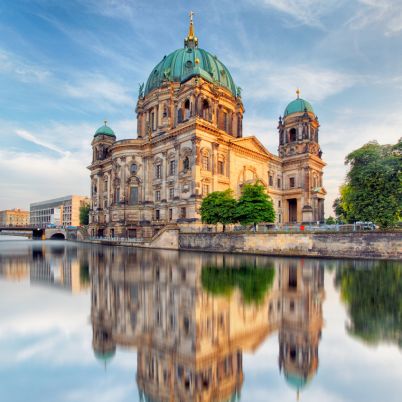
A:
[278,91,326,223]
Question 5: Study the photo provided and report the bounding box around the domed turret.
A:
[144,13,238,97]
[94,121,116,138]
[284,97,314,117]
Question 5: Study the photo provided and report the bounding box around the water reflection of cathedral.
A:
[90,249,325,401]
[0,243,90,293]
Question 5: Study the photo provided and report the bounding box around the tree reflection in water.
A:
[89,249,325,401]
[335,260,402,348]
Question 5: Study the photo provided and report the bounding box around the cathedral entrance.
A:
[288,199,298,223]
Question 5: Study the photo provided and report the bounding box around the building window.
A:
[155,164,162,179]
[169,160,176,176]
[289,177,295,188]
[183,156,190,171]
[277,178,281,189]
[202,99,210,121]
[202,155,209,171]
[180,207,186,219]
[151,111,155,131]
[290,300,295,312]
[269,175,273,186]
[155,210,160,220]
[169,208,173,221]
[169,187,174,200]
[115,187,120,204]
[278,200,281,208]
[129,187,138,205]
[130,163,137,174]
[218,160,224,175]
[289,128,297,142]
[202,184,209,196]
[184,99,191,120]
[155,190,161,202]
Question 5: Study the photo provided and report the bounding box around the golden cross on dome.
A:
[185,10,198,47]
[296,88,300,99]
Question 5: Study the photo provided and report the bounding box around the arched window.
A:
[177,108,183,124]
[202,154,209,171]
[202,100,210,121]
[289,128,297,142]
[130,163,137,174]
[183,156,190,171]
[150,110,156,131]
[162,104,168,118]
[184,99,191,120]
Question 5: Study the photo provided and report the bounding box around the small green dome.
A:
[284,98,314,117]
[94,123,115,138]
[144,47,238,97]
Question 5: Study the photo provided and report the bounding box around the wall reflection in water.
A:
[0,242,90,293]
[89,249,325,402]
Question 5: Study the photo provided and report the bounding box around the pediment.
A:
[231,136,271,156]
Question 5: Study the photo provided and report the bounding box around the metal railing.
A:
[180,222,379,233]
[88,236,145,243]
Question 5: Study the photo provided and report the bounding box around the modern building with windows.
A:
[0,209,30,227]
[30,195,89,227]
[88,16,326,238]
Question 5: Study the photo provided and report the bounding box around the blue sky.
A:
[0,0,401,214]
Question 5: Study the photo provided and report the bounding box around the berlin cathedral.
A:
[88,15,326,238]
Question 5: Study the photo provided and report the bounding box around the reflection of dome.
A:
[285,373,310,390]
[144,18,237,97]
[284,98,314,117]
[94,123,116,138]
[94,348,116,365]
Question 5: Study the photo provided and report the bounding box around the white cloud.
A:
[64,74,133,107]
[15,129,69,155]
[348,0,402,36]
[0,49,51,83]
[236,63,357,103]
[249,0,344,28]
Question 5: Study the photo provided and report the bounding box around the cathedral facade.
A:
[88,16,326,238]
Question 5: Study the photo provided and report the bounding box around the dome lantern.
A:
[184,11,198,49]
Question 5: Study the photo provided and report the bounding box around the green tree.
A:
[336,139,401,228]
[325,216,336,225]
[236,182,275,230]
[79,204,90,225]
[199,189,237,231]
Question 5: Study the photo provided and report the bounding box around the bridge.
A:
[0,226,75,240]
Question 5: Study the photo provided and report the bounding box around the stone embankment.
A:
[178,231,402,260]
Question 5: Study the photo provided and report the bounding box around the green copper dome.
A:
[144,16,238,97]
[94,123,115,138]
[144,47,237,97]
[284,98,314,117]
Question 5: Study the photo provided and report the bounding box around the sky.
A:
[0,0,401,215]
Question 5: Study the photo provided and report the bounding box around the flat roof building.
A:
[0,209,30,227]
[30,195,89,227]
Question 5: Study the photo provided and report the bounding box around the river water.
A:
[0,239,401,402]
